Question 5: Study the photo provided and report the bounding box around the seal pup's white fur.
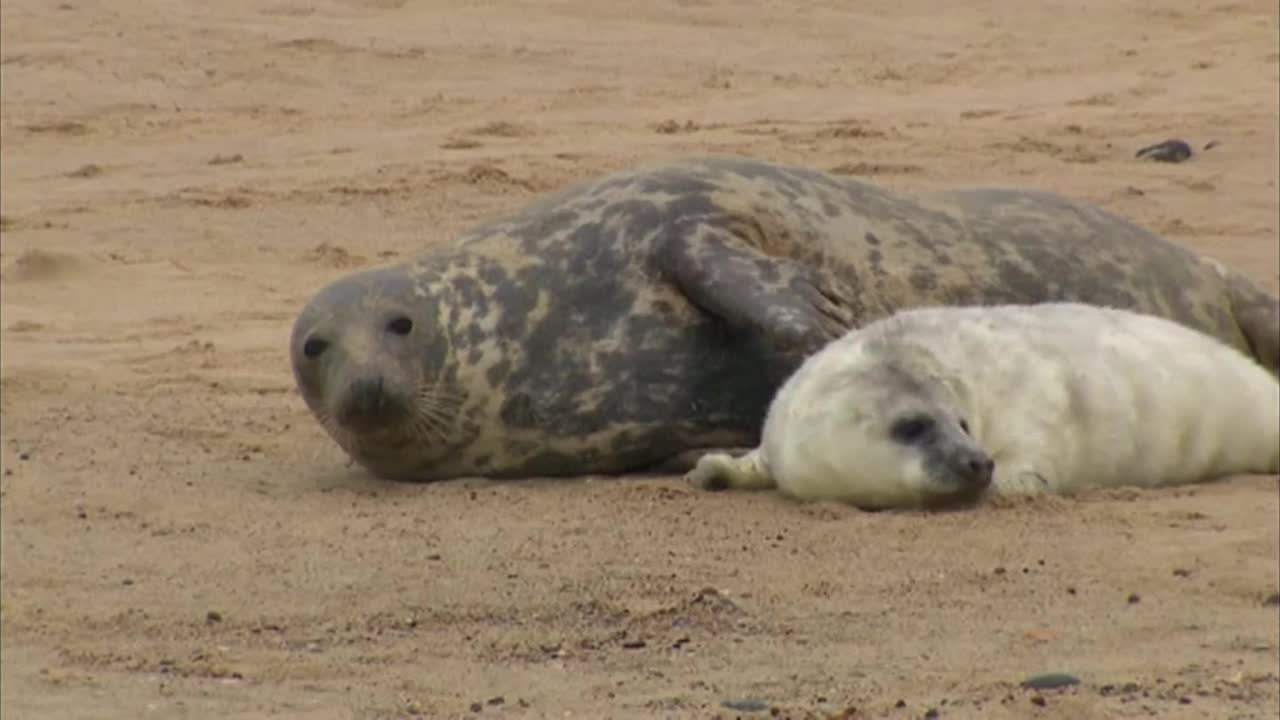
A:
[687,302,1280,510]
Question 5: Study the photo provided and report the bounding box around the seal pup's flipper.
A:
[663,230,854,380]
[990,464,1053,498]
[685,449,776,492]
[643,446,755,474]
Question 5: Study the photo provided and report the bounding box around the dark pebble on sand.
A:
[896,699,907,708]
[1127,593,1141,604]
[923,709,940,719]
[1030,695,1047,707]
[486,696,504,706]
[1179,696,1193,705]
[620,639,646,649]
[206,610,223,624]
[1263,592,1280,606]
[1022,673,1081,690]
[469,702,482,713]
[122,578,134,586]
[721,699,769,713]
[1135,139,1193,163]
[18,452,29,461]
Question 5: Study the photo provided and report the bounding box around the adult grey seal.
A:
[288,156,1280,482]
[686,302,1280,511]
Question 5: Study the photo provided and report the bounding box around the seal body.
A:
[687,303,1280,510]
[290,156,1280,482]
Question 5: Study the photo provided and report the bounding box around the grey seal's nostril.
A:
[386,316,413,336]
[303,337,328,359]
[348,376,387,415]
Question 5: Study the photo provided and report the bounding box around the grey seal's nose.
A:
[349,376,385,411]
[339,375,402,431]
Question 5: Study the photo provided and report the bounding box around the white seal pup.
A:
[686,302,1280,510]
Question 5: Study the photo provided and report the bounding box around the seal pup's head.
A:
[290,265,465,480]
[770,350,995,510]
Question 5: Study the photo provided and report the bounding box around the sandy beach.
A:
[2,1,1278,718]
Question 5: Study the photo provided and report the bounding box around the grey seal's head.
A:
[289,265,467,480]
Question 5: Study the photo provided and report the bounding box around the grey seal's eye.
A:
[959,419,971,435]
[386,316,413,336]
[890,415,935,444]
[302,337,328,359]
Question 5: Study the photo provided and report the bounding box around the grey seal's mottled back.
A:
[289,156,1280,482]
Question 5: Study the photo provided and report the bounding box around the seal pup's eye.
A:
[386,316,413,336]
[303,337,329,359]
[959,419,971,435]
[890,415,935,444]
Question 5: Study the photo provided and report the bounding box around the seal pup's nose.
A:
[962,454,995,488]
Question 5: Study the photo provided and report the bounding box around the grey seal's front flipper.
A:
[662,229,855,382]
[1219,267,1280,375]
[1196,256,1279,374]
